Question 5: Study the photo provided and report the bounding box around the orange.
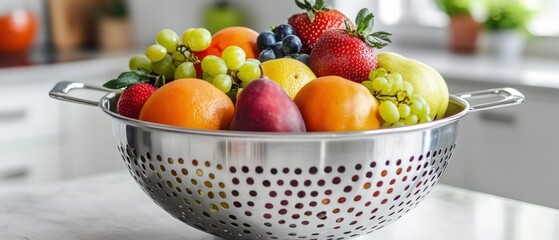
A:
[139,78,234,130]
[261,58,316,99]
[194,26,259,60]
[294,76,381,132]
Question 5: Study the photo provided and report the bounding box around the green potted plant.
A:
[484,0,534,61]
[436,0,482,53]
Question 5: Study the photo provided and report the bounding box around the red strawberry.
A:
[309,8,392,83]
[288,0,354,54]
[117,83,157,119]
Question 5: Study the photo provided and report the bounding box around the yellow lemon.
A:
[261,58,316,98]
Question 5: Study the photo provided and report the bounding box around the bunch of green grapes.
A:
[128,28,212,81]
[201,46,262,101]
[362,68,432,127]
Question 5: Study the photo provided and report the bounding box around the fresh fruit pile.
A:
[257,24,309,65]
[105,0,449,133]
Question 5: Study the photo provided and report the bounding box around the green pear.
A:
[377,52,449,120]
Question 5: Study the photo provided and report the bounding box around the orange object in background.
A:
[0,9,37,53]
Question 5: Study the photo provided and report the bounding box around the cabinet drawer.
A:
[0,143,61,185]
[0,83,60,143]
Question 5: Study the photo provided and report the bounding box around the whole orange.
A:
[139,78,234,130]
[294,76,381,132]
[194,26,259,60]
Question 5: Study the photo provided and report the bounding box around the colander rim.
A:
[99,93,470,140]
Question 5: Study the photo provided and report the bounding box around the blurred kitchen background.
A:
[1,0,558,210]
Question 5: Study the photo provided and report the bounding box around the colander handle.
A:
[49,81,112,107]
[456,88,525,113]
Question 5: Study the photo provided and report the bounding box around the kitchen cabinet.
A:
[441,79,559,209]
[0,82,61,185]
[0,56,129,184]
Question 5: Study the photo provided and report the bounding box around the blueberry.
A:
[257,31,276,50]
[272,42,284,58]
[296,54,310,65]
[273,24,296,41]
[259,49,276,62]
[282,35,302,55]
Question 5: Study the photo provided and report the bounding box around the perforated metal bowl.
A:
[50,82,524,240]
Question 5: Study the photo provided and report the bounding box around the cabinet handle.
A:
[0,109,27,123]
[0,167,28,180]
[480,112,516,125]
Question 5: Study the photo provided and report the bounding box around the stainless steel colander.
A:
[50,81,524,240]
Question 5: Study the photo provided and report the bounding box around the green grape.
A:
[212,74,233,93]
[393,76,403,92]
[412,95,428,106]
[145,44,168,62]
[237,61,261,83]
[392,122,405,127]
[397,91,407,102]
[174,62,197,79]
[403,81,414,95]
[202,72,214,83]
[129,54,152,71]
[181,28,195,46]
[404,114,419,125]
[222,46,246,71]
[375,68,388,78]
[361,80,374,93]
[172,51,187,62]
[419,114,433,123]
[151,55,175,80]
[201,55,228,76]
[382,122,393,128]
[372,77,388,92]
[368,70,377,81]
[410,101,424,115]
[379,101,400,124]
[246,58,261,65]
[423,103,431,116]
[398,104,411,118]
[411,95,431,116]
[369,68,387,80]
[156,29,180,52]
[187,28,212,51]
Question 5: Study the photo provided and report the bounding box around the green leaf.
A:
[295,0,307,10]
[103,70,150,89]
[344,20,352,32]
[355,8,369,27]
[315,0,325,10]
[366,31,393,49]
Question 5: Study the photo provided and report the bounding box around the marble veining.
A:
[1,172,558,240]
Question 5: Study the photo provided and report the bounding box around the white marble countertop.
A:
[1,171,558,240]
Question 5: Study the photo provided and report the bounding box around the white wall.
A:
[128,0,301,47]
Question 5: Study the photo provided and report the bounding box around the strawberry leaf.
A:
[366,31,393,49]
[103,70,152,89]
[350,8,392,49]
[295,0,330,23]
[315,0,325,9]
[295,0,307,10]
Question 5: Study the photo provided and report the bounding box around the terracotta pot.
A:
[449,15,481,54]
